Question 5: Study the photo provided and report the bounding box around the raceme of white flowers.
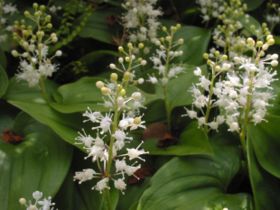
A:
[19,191,57,210]
[196,0,225,22]
[11,3,62,87]
[185,36,278,133]
[122,0,162,44]
[148,24,184,86]
[0,1,17,43]
[74,43,148,194]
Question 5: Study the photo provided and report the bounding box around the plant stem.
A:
[203,70,216,133]
[163,31,173,130]
[39,77,48,101]
[163,84,171,130]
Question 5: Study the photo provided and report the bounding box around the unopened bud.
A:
[110,73,118,82]
[96,81,104,89]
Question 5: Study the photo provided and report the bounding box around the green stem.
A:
[101,189,113,210]
[163,31,173,131]
[39,77,48,101]
[163,84,171,130]
[203,71,216,133]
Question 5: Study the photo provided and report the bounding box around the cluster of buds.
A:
[74,44,148,194]
[109,42,147,85]
[0,0,17,43]
[19,191,56,210]
[196,0,225,22]
[148,24,184,86]
[265,2,280,31]
[11,3,62,87]
[212,0,250,54]
[122,0,162,45]
[185,35,278,133]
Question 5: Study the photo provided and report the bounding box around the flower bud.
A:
[271,60,278,67]
[120,88,126,96]
[110,73,118,82]
[19,198,26,205]
[11,50,19,57]
[55,50,62,57]
[109,63,116,69]
[101,87,111,95]
[138,43,144,49]
[96,81,104,90]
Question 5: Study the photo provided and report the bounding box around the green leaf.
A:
[79,10,115,44]
[176,26,211,65]
[49,77,104,113]
[247,136,280,210]
[4,79,83,147]
[239,15,261,37]
[244,0,265,11]
[0,65,8,98]
[137,138,252,210]
[166,65,199,110]
[143,65,200,112]
[0,113,72,210]
[248,115,280,179]
[143,122,212,156]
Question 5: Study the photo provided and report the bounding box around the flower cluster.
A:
[211,0,250,55]
[185,35,278,133]
[265,2,280,31]
[196,0,224,22]
[74,43,148,194]
[122,0,162,45]
[0,0,17,43]
[148,24,184,86]
[11,3,62,87]
[19,191,57,210]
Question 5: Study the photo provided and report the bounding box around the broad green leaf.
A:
[49,77,104,113]
[176,26,211,65]
[137,138,252,210]
[238,15,261,37]
[247,137,280,210]
[244,0,265,11]
[166,65,198,110]
[0,65,8,98]
[0,113,72,210]
[4,79,83,147]
[143,65,199,112]
[143,122,212,156]
[248,115,280,179]
[79,10,115,44]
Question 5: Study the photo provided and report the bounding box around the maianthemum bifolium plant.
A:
[1,0,280,210]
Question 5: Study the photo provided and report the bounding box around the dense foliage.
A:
[0,0,280,210]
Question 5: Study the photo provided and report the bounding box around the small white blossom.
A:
[19,191,56,210]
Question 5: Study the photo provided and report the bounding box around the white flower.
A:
[76,129,94,147]
[194,67,202,76]
[147,76,158,84]
[114,178,127,192]
[20,191,56,210]
[83,109,102,123]
[32,191,43,200]
[3,3,17,14]
[115,159,128,173]
[74,169,97,184]
[126,141,148,161]
[125,165,141,176]
[93,178,110,193]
